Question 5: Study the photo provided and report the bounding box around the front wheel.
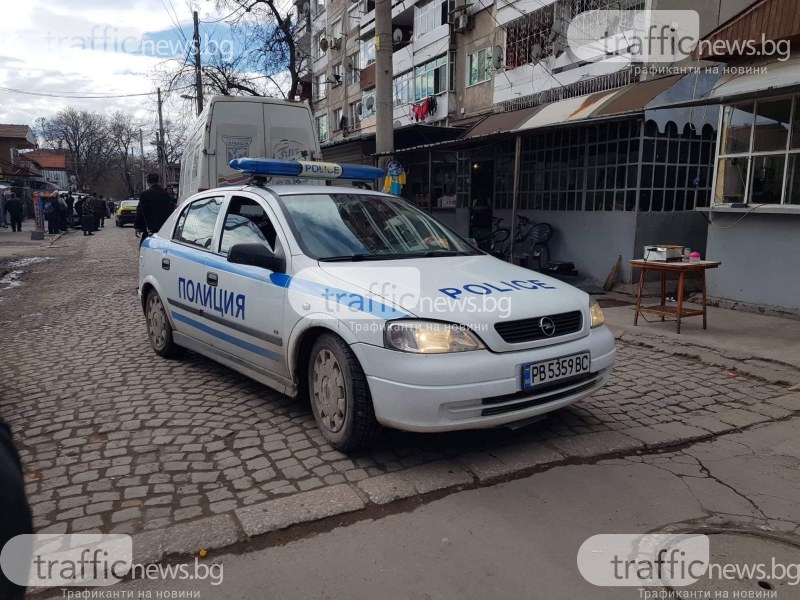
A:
[145,289,184,358]
[308,333,381,451]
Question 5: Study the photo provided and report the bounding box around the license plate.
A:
[522,352,591,390]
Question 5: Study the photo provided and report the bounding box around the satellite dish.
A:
[393,120,402,128]
[365,96,375,111]
[531,43,543,61]
[302,1,310,12]
[493,45,504,69]
[356,101,364,116]
[392,28,403,43]
[319,37,329,52]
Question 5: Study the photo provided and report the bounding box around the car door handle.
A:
[207,272,218,286]
[161,258,170,270]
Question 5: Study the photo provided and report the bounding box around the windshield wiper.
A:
[320,250,475,262]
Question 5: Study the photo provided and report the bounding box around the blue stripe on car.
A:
[172,311,283,362]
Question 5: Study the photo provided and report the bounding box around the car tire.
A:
[145,289,184,358]
[308,333,381,451]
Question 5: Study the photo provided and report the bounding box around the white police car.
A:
[139,158,616,450]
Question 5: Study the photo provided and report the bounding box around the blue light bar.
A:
[230,158,383,181]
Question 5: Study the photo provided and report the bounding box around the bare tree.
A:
[156,0,308,101]
[36,108,116,189]
[108,111,144,197]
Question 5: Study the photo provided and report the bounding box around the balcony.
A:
[360,62,376,90]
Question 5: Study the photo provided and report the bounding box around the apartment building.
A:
[304,0,764,285]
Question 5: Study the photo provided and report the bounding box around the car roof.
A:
[233,184,395,198]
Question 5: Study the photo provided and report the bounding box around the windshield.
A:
[121,201,139,208]
[278,193,479,261]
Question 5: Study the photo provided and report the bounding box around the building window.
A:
[505,6,554,69]
[414,0,447,37]
[330,18,342,40]
[350,101,362,126]
[347,51,360,85]
[467,47,493,86]
[333,108,343,130]
[315,73,327,99]
[317,114,329,142]
[491,119,714,212]
[716,95,800,205]
[414,55,447,100]
[361,37,375,67]
[346,4,360,33]
[361,88,376,118]
[393,71,414,107]
[332,63,343,85]
[313,31,325,59]
[314,0,325,16]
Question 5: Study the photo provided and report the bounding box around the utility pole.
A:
[374,0,393,173]
[193,11,204,115]
[139,128,146,193]
[157,87,166,185]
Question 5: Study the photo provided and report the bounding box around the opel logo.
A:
[539,317,556,337]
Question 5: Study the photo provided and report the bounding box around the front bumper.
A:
[350,325,616,432]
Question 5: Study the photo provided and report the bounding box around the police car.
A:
[138,158,616,451]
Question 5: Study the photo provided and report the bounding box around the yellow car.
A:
[115,200,139,227]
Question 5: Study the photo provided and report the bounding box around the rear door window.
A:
[173,196,223,249]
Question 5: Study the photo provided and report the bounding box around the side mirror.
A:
[227,243,285,273]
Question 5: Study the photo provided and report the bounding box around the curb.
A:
[129,402,800,565]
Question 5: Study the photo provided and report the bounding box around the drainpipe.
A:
[509,134,522,264]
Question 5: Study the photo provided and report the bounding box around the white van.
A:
[178,96,321,202]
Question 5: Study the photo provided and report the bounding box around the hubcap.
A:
[147,295,167,350]
[312,348,346,433]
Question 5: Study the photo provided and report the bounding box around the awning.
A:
[643,57,800,110]
[515,75,681,132]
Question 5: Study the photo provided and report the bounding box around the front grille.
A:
[495,310,583,344]
[481,373,601,417]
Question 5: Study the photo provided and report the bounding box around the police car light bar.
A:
[230,158,384,181]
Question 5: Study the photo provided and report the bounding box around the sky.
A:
[0,0,233,128]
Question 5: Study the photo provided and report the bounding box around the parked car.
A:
[139,158,616,451]
[115,200,139,227]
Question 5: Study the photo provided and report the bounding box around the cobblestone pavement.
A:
[0,226,795,549]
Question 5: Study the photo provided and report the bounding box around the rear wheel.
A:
[308,333,381,451]
[145,289,184,358]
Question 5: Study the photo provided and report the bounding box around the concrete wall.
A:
[494,208,638,283]
[454,9,498,119]
[633,211,709,263]
[705,213,800,314]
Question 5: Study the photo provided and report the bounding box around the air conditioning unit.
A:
[452,12,472,33]
[329,37,341,50]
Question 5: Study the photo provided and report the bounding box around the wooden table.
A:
[629,260,721,334]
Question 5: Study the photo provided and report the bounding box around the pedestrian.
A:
[0,417,33,600]
[44,195,60,234]
[135,173,175,246]
[5,193,23,232]
[57,193,69,232]
[95,194,107,228]
[92,192,104,230]
[81,194,95,235]
[0,191,7,229]
[75,195,84,229]
[65,194,75,228]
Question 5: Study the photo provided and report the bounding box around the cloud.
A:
[0,0,216,125]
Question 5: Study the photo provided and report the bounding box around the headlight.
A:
[590,297,605,328]
[384,320,485,353]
